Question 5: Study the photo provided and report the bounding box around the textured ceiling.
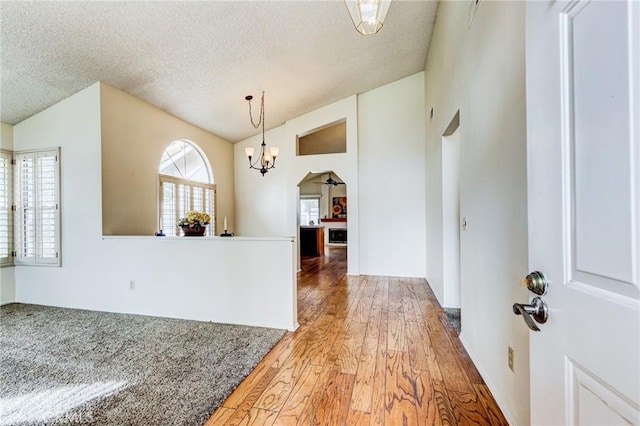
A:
[0,1,438,142]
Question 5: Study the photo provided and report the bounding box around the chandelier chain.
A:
[247,92,264,130]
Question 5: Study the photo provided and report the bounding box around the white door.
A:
[525,1,639,425]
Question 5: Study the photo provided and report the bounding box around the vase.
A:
[181,225,206,236]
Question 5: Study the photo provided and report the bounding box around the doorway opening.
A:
[297,171,347,265]
[442,111,461,332]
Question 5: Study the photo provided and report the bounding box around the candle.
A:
[224,216,227,231]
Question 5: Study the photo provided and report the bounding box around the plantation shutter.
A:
[36,151,59,263]
[178,183,189,221]
[14,149,60,266]
[159,175,215,236]
[0,151,12,265]
[192,187,204,212]
[205,188,215,235]
[160,180,176,235]
[15,152,35,262]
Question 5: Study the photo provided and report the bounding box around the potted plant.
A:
[177,211,211,236]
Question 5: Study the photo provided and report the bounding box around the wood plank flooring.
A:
[206,247,508,425]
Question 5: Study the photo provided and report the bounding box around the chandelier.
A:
[344,0,392,35]
[244,92,279,176]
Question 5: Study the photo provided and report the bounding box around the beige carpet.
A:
[0,304,286,425]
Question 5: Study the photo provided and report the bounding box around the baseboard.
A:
[459,334,517,426]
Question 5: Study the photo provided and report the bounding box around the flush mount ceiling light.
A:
[344,0,392,35]
[244,92,279,177]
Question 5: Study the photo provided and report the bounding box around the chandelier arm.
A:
[248,157,262,169]
[247,143,269,170]
[248,155,265,169]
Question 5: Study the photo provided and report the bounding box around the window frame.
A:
[158,140,215,237]
[13,148,61,267]
[300,195,321,226]
[159,174,216,236]
[0,150,13,266]
[159,140,212,184]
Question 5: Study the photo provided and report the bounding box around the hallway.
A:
[208,247,508,425]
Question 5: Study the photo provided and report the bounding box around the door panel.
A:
[526,0,639,424]
[569,0,636,291]
[568,360,639,425]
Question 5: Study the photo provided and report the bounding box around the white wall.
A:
[0,122,12,150]
[235,96,360,275]
[0,122,16,305]
[235,74,427,278]
[20,236,296,330]
[286,97,360,275]
[358,73,426,277]
[424,1,530,424]
[0,262,15,306]
[0,123,13,150]
[235,126,290,238]
[13,83,297,331]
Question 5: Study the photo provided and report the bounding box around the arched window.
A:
[159,140,216,236]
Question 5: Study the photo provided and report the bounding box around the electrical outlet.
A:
[508,346,514,371]
[129,280,135,290]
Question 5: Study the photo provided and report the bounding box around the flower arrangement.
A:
[177,211,211,229]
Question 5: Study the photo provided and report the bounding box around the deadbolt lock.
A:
[520,271,549,295]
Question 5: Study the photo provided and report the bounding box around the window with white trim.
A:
[300,197,320,226]
[0,150,13,265]
[14,148,61,266]
[159,140,215,236]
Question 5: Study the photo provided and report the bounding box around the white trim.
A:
[101,235,294,242]
[0,150,13,266]
[13,148,61,267]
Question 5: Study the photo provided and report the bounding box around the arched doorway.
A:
[297,171,347,264]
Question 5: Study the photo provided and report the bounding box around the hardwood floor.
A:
[206,247,508,425]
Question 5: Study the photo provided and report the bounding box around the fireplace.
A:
[328,229,347,244]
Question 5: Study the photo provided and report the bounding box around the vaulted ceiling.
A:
[1,1,438,142]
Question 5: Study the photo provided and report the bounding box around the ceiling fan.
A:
[314,176,345,187]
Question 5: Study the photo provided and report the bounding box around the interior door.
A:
[525,1,639,424]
